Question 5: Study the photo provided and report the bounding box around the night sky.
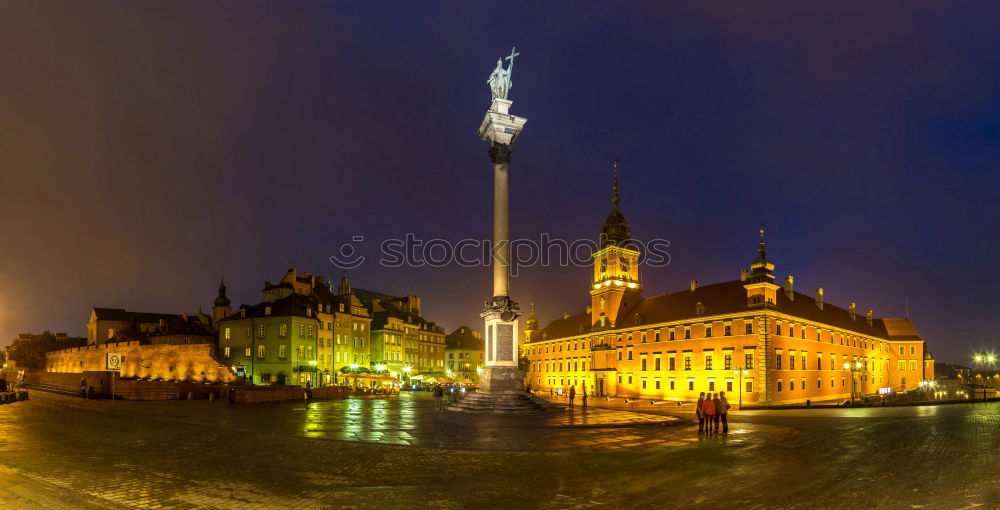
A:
[2,2,999,364]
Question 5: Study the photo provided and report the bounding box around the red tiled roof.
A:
[537,280,918,342]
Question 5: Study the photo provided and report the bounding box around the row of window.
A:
[541,375,752,394]
[532,320,901,355]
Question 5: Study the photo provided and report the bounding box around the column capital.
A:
[488,143,513,165]
[482,295,520,322]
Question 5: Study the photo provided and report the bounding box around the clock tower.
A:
[590,160,642,329]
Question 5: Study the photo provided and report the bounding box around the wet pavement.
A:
[0,390,996,509]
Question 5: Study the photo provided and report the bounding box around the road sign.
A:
[106,352,122,371]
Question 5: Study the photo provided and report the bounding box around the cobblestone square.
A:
[0,391,997,509]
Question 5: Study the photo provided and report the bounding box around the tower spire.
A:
[612,158,620,208]
[758,222,766,258]
[748,221,775,283]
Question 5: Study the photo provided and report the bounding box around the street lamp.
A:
[918,379,937,399]
[732,366,750,410]
[843,360,864,406]
[972,353,995,402]
[349,363,359,389]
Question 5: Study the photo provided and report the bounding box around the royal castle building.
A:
[525,165,934,404]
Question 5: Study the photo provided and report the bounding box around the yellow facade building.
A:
[525,168,934,405]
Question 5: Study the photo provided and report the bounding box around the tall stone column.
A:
[490,142,512,298]
[478,98,527,394]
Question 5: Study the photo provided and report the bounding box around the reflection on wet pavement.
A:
[3,391,997,509]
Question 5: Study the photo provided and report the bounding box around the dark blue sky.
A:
[2,2,999,363]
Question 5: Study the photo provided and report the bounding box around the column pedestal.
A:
[480,295,523,394]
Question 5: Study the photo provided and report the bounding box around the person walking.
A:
[717,391,730,434]
[582,386,588,408]
[703,392,717,434]
[697,392,708,433]
[80,377,88,399]
[433,384,444,411]
[568,385,576,408]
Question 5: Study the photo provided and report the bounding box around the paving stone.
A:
[0,391,997,508]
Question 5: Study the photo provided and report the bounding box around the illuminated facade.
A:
[525,165,934,404]
[446,326,485,381]
[218,269,371,386]
[356,290,446,378]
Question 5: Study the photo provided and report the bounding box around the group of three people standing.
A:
[696,391,730,434]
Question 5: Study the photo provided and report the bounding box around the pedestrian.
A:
[0,376,7,393]
[80,377,88,399]
[568,385,576,408]
[549,388,553,397]
[703,392,717,434]
[696,392,706,434]
[582,386,588,408]
[718,391,730,434]
[433,384,444,410]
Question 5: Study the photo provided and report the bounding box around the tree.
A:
[7,331,83,370]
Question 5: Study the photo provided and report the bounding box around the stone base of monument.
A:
[447,366,559,415]
[446,391,559,415]
[479,365,524,394]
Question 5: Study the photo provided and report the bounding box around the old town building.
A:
[356,290,446,380]
[217,269,371,386]
[525,165,935,404]
[446,326,485,381]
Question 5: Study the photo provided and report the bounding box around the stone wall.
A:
[45,342,239,383]
[310,385,351,399]
[26,371,233,400]
[232,385,306,404]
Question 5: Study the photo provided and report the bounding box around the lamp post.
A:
[918,379,937,399]
[843,361,864,406]
[402,365,412,388]
[972,354,995,402]
[349,363,359,389]
[732,366,749,410]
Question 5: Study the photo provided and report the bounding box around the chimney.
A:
[848,302,857,320]
[783,276,794,300]
[815,288,824,310]
[740,269,750,282]
[690,280,699,291]
[866,309,873,326]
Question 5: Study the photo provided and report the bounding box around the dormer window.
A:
[339,303,345,312]
[264,306,271,316]
[240,309,246,318]
[306,308,312,317]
